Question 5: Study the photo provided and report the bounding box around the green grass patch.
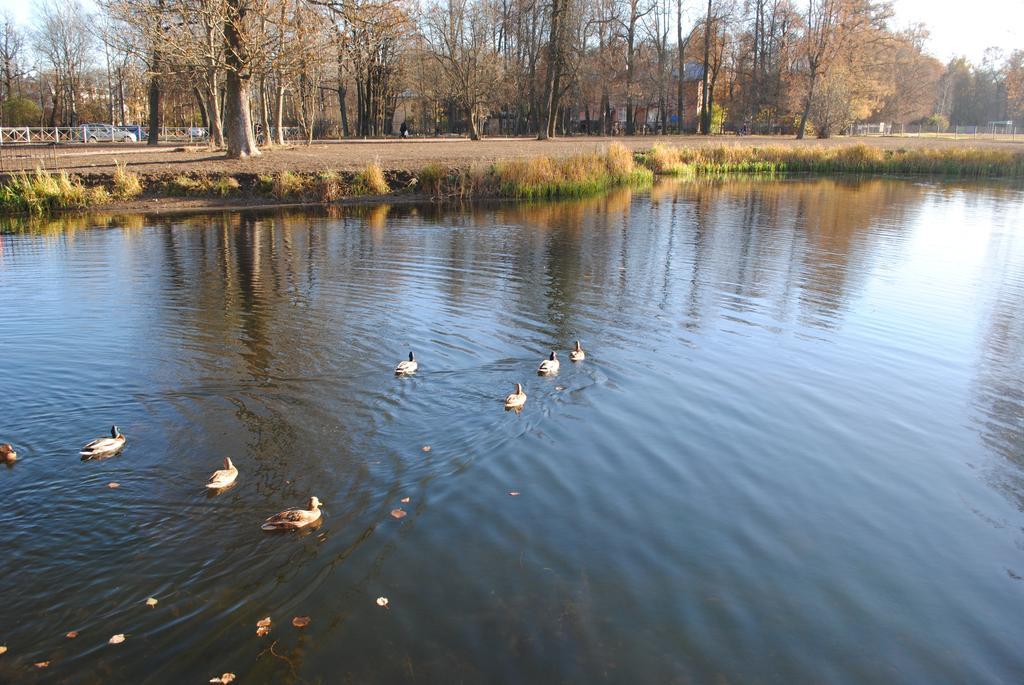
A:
[0,169,109,214]
[640,143,1024,178]
[165,174,240,197]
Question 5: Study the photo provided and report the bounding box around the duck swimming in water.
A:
[569,341,585,362]
[206,457,238,489]
[0,443,16,463]
[80,426,126,460]
[538,351,560,375]
[395,351,418,375]
[261,497,322,530]
[504,383,527,409]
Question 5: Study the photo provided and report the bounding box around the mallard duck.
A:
[395,351,418,375]
[538,351,560,375]
[261,496,322,530]
[80,425,126,459]
[206,457,238,489]
[570,340,585,362]
[0,443,16,463]
[504,383,527,409]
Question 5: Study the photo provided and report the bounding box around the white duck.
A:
[80,425,126,459]
[206,457,239,489]
[261,497,322,530]
[395,351,418,375]
[570,340,585,362]
[538,351,560,375]
[504,383,527,409]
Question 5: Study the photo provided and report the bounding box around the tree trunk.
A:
[148,49,160,145]
[274,83,285,145]
[223,0,260,158]
[338,85,349,137]
[194,86,209,129]
[699,0,712,134]
[796,67,817,139]
[676,0,685,133]
[259,74,270,140]
[538,0,562,140]
[207,81,224,147]
[468,105,481,140]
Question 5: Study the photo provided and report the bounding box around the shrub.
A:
[352,163,389,195]
[112,161,143,200]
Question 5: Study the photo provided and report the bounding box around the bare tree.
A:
[33,0,96,127]
[424,0,502,139]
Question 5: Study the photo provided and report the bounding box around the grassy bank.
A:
[1,142,1021,216]
[640,143,1024,177]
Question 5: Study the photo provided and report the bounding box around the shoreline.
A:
[1,140,1023,220]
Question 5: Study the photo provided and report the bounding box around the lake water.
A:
[2,178,1024,684]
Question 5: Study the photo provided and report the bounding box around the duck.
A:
[206,457,238,489]
[504,383,527,409]
[261,496,322,530]
[395,351,418,375]
[0,443,16,463]
[570,340,585,362]
[80,425,126,459]
[538,351,560,375]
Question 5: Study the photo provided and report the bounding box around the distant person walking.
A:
[400,121,409,138]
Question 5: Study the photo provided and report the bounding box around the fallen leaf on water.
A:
[508,491,520,496]
[145,597,158,607]
[0,645,6,655]
[109,634,126,645]
[256,617,272,628]
[292,616,311,628]
[421,445,431,452]
[209,673,236,684]
[400,497,410,504]
[256,626,270,637]
[34,661,49,669]
[390,508,407,519]
[107,482,120,489]
[376,596,389,607]
[65,631,78,639]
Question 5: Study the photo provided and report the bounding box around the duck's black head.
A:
[550,351,557,360]
[111,425,119,438]
[409,351,415,361]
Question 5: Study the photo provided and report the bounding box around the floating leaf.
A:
[0,645,6,655]
[508,491,520,497]
[109,634,126,645]
[292,616,311,629]
[34,661,50,669]
[65,631,78,639]
[145,597,158,607]
[210,673,236,684]
[421,445,431,452]
[107,482,120,489]
[400,497,410,504]
[256,617,272,628]
[375,596,389,607]
[390,508,407,519]
[256,626,270,637]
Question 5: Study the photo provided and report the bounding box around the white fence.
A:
[0,125,306,145]
[848,122,1019,139]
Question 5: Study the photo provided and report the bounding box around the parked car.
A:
[187,127,209,140]
[82,124,138,143]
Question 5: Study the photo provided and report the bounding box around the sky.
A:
[890,0,1022,62]
[1,0,1021,64]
